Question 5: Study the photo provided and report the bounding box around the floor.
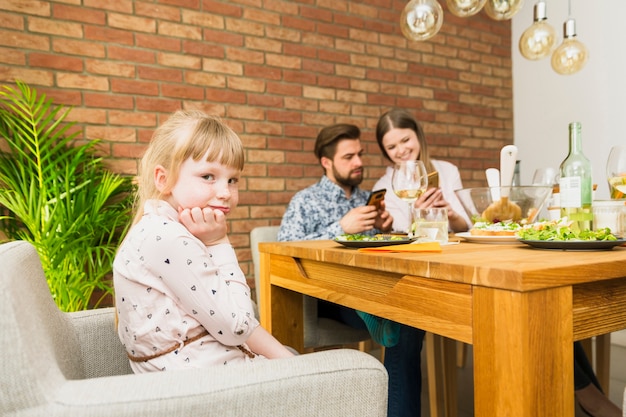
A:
[370,330,626,416]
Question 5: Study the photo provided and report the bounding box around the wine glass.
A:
[391,160,428,236]
[531,167,557,186]
[606,145,626,199]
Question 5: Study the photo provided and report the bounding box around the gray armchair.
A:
[1,240,388,417]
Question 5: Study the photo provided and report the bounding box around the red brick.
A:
[38,88,82,105]
[138,66,182,83]
[52,4,106,25]
[111,79,159,96]
[65,107,107,124]
[87,125,136,143]
[161,83,204,100]
[281,15,315,32]
[159,21,201,39]
[83,0,133,14]
[0,67,54,86]
[53,38,105,57]
[134,97,179,113]
[28,16,82,38]
[135,2,181,21]
[0,46,25,65]
[30,53,83,72]
[203,28,244,47]
[109,110,157,127]
[244,64,280,80]
[2,0,50,16]
[201,0,242,17]
[108,45,155,64]
[248,93,283,107]
[84,92,134,110]
[85,59,135,78]
[57,73,109,91]
[0,29,49,50]
[183,40,224,58]
[225,47,263,64]
[82,25,133,45]
[205,88,246,104]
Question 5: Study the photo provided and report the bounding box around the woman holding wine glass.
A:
[374,109,471,234]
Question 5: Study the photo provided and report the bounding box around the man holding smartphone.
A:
[277,123,393,241]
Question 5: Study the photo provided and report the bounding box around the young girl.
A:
[114,110,294,373]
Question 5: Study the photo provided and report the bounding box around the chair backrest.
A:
[0,240,84,413]
[250,226,280,309]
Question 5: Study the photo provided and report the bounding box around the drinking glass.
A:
[606,145,626,199]
[413,207,449,244]
[391,160,428,236]
[532,167,557,186]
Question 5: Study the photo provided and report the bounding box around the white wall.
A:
[512,0,626,199]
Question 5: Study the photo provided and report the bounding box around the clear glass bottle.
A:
[559,122,593,230]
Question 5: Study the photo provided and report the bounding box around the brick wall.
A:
[0,0,512,287]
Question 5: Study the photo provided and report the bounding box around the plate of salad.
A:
[516,219,625,250]
[333,233,417,248]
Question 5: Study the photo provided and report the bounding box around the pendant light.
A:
[519,0,556,60]
[400,0,444,41]
[551,0,588,75]
[484,0,524,21]
[551,18,588,75]
[446,0,487,17]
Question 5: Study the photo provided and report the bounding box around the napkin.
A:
[358,241,442,253]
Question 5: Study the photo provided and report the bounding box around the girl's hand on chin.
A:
[178,206,229,246]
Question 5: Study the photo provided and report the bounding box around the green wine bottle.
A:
[559,122,593,231]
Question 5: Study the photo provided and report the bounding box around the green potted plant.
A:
[0,80,134,312]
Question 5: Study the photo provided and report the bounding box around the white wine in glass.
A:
[606,146,626,199]
[391,160,428,235]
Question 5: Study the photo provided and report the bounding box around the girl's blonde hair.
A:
[132,110,244,224]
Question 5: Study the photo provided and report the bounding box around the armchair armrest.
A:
[68,307,132,377]
[48,349,388,417]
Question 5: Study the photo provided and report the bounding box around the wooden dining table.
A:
[258,239,626,417]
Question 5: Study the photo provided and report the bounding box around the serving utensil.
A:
[481,145,522,222]
[485,168,500,200]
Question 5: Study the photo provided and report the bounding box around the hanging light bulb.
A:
[446,0,487,17]
[551,18,588,75]
[519,1,556,60]
[400,0,444,41]
[484,0,524,21]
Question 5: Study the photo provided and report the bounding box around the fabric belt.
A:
[127,330,210,362]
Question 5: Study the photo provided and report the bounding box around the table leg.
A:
[473,286,574,416]
[259,252,305,352]
[426,333,458,417]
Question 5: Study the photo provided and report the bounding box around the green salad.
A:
[335,233,406,242]
[516,219,617,242]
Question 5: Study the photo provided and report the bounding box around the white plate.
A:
[455,232,521,244]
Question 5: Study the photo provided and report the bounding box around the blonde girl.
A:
[114,110,293,373]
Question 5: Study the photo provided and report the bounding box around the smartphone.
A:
[427,171,439,189]
[366,189,386,209]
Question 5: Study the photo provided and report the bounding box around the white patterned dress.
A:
[114,199,264,373]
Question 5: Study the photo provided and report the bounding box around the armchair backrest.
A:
[0,241,85,412]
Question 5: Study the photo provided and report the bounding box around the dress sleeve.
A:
[141,224,259,346]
